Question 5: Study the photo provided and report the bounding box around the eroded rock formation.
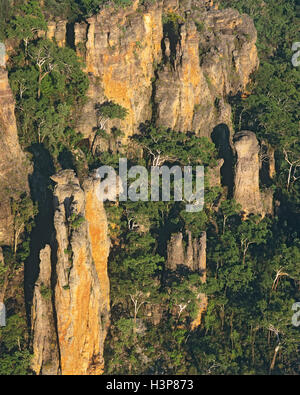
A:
[32,170,110,375]
[166,232,185,270]
[53,170,110,375]
[2,0,266,373]
[0,67,29,245]
[46,20,66,47]
[167,231,206,272]
[31,245,60,375]
[167,230,207,327]
[233,131,263,216]
[74,0,163,139]
[70,0,258,141]
[155,7,258,136]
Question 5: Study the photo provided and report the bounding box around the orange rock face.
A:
[71,1,258,142]
[74,0,163,140]
[0,68,29,244]
[155,7,259,137]
[53,171,110,375]
[84,181,110,326]
[32,171,110,375]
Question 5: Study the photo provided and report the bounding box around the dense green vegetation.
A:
[0,0,135,26]
[0,193,37,375]
[0,0,299,375]
[39,0,134,19]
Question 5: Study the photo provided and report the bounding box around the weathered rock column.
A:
[166,233,185,270]
[31,246,60,375]
[233,131,263,216]
[167,231,206,274]
[166,231,207,328]
[51,170,110,375]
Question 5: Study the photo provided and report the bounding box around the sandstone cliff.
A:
[155,6,258,137]
[32,170,110,375]
[69,0,258,141]
[74,0,163,140]
[2,0,266,374]
[0,67,29,245]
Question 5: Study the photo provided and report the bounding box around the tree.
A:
[283,146,300,191]
[0,193,37,304]
[112,232,163,334]
[92,101,128,154]
[168,274,202,322]
[6,1,47,53]
[9,38,89,160]
[75,0,133,17]
[237,215,270,265]
[133,123,217,167]
[0,314,32,375]
[220,199,241,234]
[11,193,37,256]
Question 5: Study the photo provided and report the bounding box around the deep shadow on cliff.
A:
[211,123,234,197]
[24,144,55,324]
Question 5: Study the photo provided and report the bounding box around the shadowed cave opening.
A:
[66,23,76,50]
[211,123,234,197]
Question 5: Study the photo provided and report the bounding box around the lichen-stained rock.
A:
[46,20,67,47]
[233,131,263,216]
[50,170,110,375]
[31,245,60,375]
[155,7,258,136]
[201,8,259,94]
[207,158,224,188]
[167,230,206,273]
[166,233,185,270]
[0,68,29,244]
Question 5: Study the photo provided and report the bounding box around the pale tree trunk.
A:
[270,345,280,372]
